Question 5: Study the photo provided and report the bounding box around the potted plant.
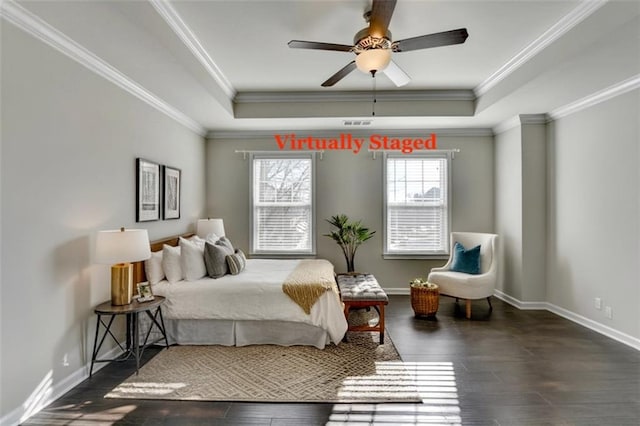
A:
[324,214,375,273]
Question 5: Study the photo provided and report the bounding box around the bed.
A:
[132,234,348,349]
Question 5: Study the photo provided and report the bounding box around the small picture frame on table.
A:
[137,282,154,302]
[136,158,161,222]
[163,165,181,220]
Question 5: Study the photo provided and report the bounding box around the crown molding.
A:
[548,74,640,120]
[492,116,521,135]
[1,0,206,136]
[207,127,493,140]
[519,114,548,125]
[234,90,476,104]
[494,74,640,133]
[493,114,547,135]
[475,0,608,96]
[149,0,235,100]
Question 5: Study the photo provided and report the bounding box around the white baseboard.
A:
[0,346,121,426]
[545,302,640,351]
[493,289,549,310]
[385,287,410,295]
[494,290,640,351]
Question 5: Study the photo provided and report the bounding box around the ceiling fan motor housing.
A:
[353,28,392,53]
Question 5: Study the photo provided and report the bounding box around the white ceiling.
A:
[11,0,640,134]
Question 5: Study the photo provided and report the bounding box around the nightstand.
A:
[90,296,169,377]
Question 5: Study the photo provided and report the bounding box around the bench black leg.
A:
[379,304,385,344]
[342,303,350,342]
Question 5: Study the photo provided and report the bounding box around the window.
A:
[384,153,451,257]
[250,153,315,255]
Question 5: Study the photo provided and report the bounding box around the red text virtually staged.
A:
[274,133,438,154]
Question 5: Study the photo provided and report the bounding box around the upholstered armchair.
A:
[427,232,498,319]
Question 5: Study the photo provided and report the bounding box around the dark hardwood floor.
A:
[23,296,640,425]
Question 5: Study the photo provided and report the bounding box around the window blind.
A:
[384,154,450,255]
[251,155,314,254]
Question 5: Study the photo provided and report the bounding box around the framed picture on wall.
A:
[136,158,161,222]
[163,165,181,220]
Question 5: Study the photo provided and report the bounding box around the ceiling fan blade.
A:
[393,28,469,52]
[383,60,410,87]
[288,40,353,52]
[321,61,357,87]
[369,0,397,38]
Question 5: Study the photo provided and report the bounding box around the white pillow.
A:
[204,233,219,244]
[144,251,164,285]
[162,244,183,284]
[179,237,207,281]
[191,233,218,246]
[187,234,206,247]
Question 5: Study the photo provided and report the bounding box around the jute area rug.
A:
[106,332,420,403]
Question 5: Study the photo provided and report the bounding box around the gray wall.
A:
[1,24,205,420]
[494,126,523,299]
[494,119,547,303]
[206,133,494,289]
[546,90,639,338]
[494,91,640,342]
[521,122,547,302]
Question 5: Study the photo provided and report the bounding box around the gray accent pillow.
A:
[217,236,234,252]
[204,242,233,278]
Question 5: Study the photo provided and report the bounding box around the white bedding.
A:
[151,259,347,344]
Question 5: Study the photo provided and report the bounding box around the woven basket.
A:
[410,283,439,317]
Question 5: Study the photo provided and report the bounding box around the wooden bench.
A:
[336,273,389,344]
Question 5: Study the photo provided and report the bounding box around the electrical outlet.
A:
[594,298,602,310]
[605,306,613,319]
[62,354,69,367]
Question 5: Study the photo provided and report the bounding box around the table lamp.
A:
[196,218,225,239]
[96,228,151,305]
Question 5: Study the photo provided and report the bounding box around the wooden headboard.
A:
[132,233,195,284]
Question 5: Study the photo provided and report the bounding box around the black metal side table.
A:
[90,296,169,377]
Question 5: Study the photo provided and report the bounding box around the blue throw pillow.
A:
[450,242,481,274]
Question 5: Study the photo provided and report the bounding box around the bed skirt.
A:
[145,318,333,349]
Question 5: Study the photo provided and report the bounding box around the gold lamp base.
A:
[111,263,133,305]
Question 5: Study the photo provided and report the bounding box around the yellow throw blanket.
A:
[282,260,339,314]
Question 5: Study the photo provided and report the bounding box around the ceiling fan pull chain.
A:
[372,70,377,116]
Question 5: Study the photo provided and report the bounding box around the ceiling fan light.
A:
[355,49,392,73]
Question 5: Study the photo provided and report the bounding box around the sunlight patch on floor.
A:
[22,403,138,425]
[330,361,462,425]
[106,381,187,396]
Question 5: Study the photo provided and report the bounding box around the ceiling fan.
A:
[288,0,468,87]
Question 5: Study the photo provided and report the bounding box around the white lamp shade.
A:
[197,218,225,238]
[355,49,392,73]
[95,229,151,264]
